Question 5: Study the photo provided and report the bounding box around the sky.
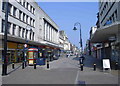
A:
[37,2,98,48]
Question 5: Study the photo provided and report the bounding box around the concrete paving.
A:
[2,55,119,85]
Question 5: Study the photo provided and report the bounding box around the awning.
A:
[90,22,120,43]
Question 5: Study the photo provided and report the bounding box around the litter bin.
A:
[36,58,46,65]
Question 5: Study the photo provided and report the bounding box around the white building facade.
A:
[0,0,60,63]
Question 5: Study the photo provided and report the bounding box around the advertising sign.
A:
[103,59,111,69]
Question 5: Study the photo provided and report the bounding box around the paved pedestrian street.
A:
[2,55,119,85]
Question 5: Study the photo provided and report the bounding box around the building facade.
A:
[0,0,60,63]
[91,0,120,66]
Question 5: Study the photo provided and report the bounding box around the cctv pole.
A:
[2,1,9,76]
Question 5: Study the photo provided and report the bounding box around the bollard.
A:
[115,62,118,70]
[34,63,36,69]
[81,64,83,71]
[12,63,15,69]
[93,64,96,71]
[47,60,49,69]
[22,62,24,69]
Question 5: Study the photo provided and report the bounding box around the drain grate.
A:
[77,81,86,86]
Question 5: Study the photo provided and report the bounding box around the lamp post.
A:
[2,1,9,76]
[73,22,83,56]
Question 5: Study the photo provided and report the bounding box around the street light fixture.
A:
[2,1,9,76]
[73,22,83,56]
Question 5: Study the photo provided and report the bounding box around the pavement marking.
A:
[74,69,80,84]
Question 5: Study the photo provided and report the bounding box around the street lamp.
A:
[23,25,29,67]
[73,22,83,56]
[2,1,9,76]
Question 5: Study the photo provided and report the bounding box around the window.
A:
[8,3,12,14]
[26,15,28,24]
[30,6,32,12]
[19,10,22,20]
[25,30,28,39]
[33,8,35,14]
[1,20,11,34]
[19,0,22,4]
[29,29,32,40]
[12,24,16,35]
[32,32,34,40]
[18,26,21,37]
[23,13,25,22]
[112,14,115,22]
[26,2,29,9]
[8,22,11,34]
[30,18,32,26]
[1,20,5,32]
[115,10,117,19]
[23,0,25,7]
[22,28,25,38]
[13,7,17,17]
[33,20,35,27]
[2,2,6,11]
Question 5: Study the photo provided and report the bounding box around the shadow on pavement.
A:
[7,63,22,75]
[72,55,102,70]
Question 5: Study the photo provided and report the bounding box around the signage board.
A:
[103,59,111,69]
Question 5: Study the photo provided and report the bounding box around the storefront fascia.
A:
[91,22,120,62]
